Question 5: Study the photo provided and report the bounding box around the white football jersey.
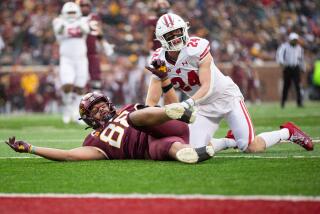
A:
[150,36,243,110]
[53,17,90,58]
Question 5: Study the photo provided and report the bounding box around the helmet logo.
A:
[163,14,174,28]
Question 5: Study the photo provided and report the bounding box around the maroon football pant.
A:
[135,120,189,160]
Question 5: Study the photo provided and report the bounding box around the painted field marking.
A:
[1,155,320,159]
[0,193,320,201]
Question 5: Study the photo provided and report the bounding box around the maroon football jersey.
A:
[82,104,190,160]
[86,13,100,55]
[85,13,102,81]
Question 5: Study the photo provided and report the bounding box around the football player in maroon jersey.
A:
[77,0,114,91]
[5,92,214,164]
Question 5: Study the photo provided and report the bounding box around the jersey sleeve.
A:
[82,132,109,159]
[79,17,90,35]
[187,37,210,63]
[52,17,64,36]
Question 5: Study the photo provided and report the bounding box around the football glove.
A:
[145,59,168,80]
[164,103,196,123]
[5,137,32,153]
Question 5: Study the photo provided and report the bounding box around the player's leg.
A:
[189,113,221,148]
[226,99,303,152]
[292,67,303,107]
[59,57,75,124]
[128,104,195,128]
[225,99,256,152]
[73,58,89,123]
[281,68,292,108]
[148,136,214,164]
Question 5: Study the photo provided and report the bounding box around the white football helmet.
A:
[61,2,82,22]
[155,13,189,51]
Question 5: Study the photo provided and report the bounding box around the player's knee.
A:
[236,138,250,151]
[245,136,266,153]
[62,84,73,93]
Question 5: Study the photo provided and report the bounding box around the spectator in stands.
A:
[276,32,305,108]
[21,71,42,112]
[230,59,246,95]
[244,57,261,104]
[309,53,320,100]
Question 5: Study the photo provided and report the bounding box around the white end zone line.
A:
[0,193,319,202]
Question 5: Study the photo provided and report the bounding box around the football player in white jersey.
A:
[145,13,313,153]
[53,2,90,124]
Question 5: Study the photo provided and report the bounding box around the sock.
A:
[72,93,83,122]
[210,138,237,153]
[61,92,73,120]
[258,128,290,148]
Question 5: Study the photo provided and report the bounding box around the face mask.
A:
[290,41,297,46]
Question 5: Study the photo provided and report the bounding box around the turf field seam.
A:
[0,193,319,201]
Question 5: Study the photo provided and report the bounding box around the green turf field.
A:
[0,102,319,196]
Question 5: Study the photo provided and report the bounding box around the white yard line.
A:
[0,193,319,201]
[0,155,320,159]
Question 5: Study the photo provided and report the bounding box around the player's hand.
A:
[145,59,168,80]
[181,98,195,110]
[5,137,32,153]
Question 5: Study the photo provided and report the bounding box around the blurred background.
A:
[0,0,319,114]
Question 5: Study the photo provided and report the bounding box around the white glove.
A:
[103,41,114,56]
[181,98,195,110]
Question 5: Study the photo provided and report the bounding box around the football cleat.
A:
[176,146,214,164]
[280,122,314,151]
[164,103,195,123]
[225,130,235,139]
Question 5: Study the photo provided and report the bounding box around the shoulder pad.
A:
[185,37,210,61]
[150,48,165,63]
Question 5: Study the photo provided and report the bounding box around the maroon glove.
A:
[145,59,168,80]
[5,137,32,153]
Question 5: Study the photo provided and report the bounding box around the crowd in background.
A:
[0,0,319,113]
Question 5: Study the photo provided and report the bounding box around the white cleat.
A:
[165,103,196,123]
[62,115,71,124]
[176,146,215,164]
[176,148,199,164]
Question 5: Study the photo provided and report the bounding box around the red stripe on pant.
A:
[239,100,255,145]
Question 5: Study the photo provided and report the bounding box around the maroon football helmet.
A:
[79,92,116,129]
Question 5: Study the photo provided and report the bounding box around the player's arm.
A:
[189,53,212,104]
[52,17,65,36]
[79,17,90,35]
[145,77,162,106]
[5,137,106,161]
[145,60,179,106]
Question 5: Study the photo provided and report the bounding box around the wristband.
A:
[30,146,36,154]
[162,83,173,93]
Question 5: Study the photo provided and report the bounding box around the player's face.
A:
[80,4,90,16]
[90,101,110,122]
[164,28,183,46]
